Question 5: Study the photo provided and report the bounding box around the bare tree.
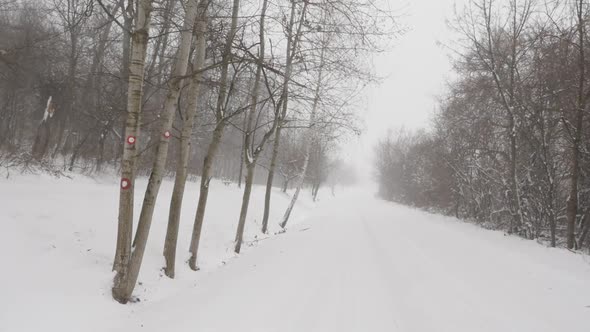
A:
[261,0,309,234]
[281,33,326,229]
[187,0,242,270]
[163,0,209,278]
[234,0,276,253]
[111,0,155,304]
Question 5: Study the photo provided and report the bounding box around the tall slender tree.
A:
[234,0,275,253]
[187,0,242,270]
[281,31,326,229]
[112,0,154,303]
[163,0,209,278]
[261,0,308,234]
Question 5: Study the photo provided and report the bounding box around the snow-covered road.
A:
[118,188,590,332]
[2,175,589,332]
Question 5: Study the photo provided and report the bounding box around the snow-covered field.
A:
[1,174,590,332]
[0,173,315,331]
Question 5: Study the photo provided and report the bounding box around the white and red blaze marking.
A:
[120,178,131,190]
[126,136,136,145]
[163,131,171,138]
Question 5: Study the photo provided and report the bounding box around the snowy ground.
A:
[1,174,590,332]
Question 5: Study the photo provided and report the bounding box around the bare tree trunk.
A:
[281,35,325,229]
[234,0,269,253]
[578,210,589,248]
[548,195,557,247]
[261,0,307,233]
[163,0,208,279]
[188,123,225,270]
[282,176,289,193]
[538,105,557,247]
[262,126,281,234]
[68,130,92,171]
[237,112,247,189]
[312,182,321,201]
[112,0,200,302]
[111,1,133,166]
[506,0,524,234]
[280,174,303,228]
[111,0,133,268]
[96,128,107,172]
[508,113,523,233]
[111,0,154,304]
[235,163,255,253]
[187,0,241,270]
[32,96,55,160]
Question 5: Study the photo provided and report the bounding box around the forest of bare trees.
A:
[375,0,590,252]
[0,0,392,303]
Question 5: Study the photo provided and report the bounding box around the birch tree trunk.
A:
[115,0,201,301]
[111,0,133,167]
[113,0,200,302]
[280,38,325,229]
[112,0,154,303]
[188,0,241,270]
[163,0,208,279]
[237,113,247,189]
[32,96,55,160]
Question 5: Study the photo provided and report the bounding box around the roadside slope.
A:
[116,188,590,332]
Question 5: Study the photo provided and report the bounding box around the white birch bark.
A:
[280,32,327,229]
[112,0,154,303]
[113,0,199,303]
[163,0,209,278]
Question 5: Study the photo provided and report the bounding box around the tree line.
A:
[0,0,393,303]
[375,0,589,252]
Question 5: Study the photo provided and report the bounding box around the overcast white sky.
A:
[345,0,466,176]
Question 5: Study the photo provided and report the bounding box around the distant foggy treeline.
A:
[375,0,590,251]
